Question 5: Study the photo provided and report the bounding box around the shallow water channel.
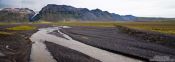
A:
[30,26,142,62]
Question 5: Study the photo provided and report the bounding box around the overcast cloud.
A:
[0,0,175,18]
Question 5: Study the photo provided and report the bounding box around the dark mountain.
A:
[0,4,174,22]
[0,8,35,22]
[33,4,137,21]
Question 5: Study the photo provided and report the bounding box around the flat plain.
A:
[0,21,174,62]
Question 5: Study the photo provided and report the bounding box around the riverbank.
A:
[45,41,101,62]
[0,24,52,62]
[60,26,175,61]
[1,24,175,62]
[30,26,141,62]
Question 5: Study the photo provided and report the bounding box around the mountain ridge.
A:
[0,4,174,22]
[0,8,35,22]
[32,4,137,21]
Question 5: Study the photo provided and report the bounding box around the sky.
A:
[0,0,175,18]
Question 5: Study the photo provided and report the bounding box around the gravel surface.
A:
[0,24,53,62]
[45,41,101,62]
[117,26,175,48]
[60,26,175,62]
[31,27,141,62]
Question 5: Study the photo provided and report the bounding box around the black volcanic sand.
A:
[45,41,101,62]
[0,33,33,62]
[0,24,52,62]
[60,26,175,61]
[117,26,175,48]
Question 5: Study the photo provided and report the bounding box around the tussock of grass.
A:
[7,25,36,31]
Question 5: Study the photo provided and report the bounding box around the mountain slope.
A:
[0,8,35,22]
[0,4,174,22]
[33,4,137,21]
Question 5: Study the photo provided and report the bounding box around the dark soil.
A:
[0,24,52,62]
[60,26,175,62]
[45,41,101,62]
[0,34,30,62]
[117,26,175,48]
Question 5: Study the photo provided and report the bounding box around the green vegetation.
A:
[53,21,175,35]
[117,21,175,35]
[7,25,36,30]
[35,21,175,35]
[1,20,175,35]
[0,31,12,35]
[52,21,118,27]
[0,22,10,25]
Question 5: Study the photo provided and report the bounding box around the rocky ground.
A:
[45,41,101,62]
[1,24,175,62]
[117,26,175,48]
[0,33,31,62]
[34,26,140,62]
[60,26,175,62]
[0,24,52,62]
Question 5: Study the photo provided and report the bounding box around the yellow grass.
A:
[7,25,36,30]
[53,21,119,27]
[0,31,12,35]
[45,21,175,35]
[118,21,175,35]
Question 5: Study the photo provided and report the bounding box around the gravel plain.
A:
[60,26,175,62]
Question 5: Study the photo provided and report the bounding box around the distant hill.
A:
[0,4,174,22]
[32,4,137,21]
[0,8,35,22]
